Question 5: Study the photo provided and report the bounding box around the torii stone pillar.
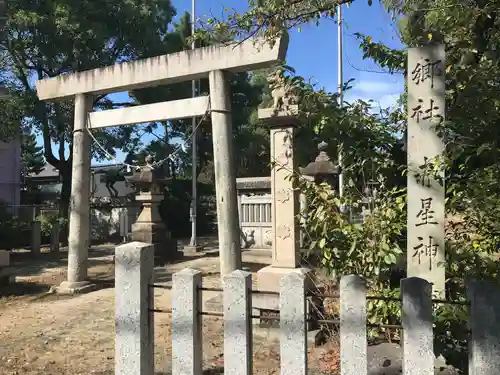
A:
[58,94,95,294]
[209,70,242,276]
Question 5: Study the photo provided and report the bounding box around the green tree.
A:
[1,0,178,217]
[20,131,45,178]
[131,12,273,181]
[351,3,500,370]
[192,0,376,43]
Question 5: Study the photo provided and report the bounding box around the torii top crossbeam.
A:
[35,37,289,101]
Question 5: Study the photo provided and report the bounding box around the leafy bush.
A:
[0,203,31,250]
[294,169,492,374]
[37,212,67,243]
[298,176,406,285]
[296,175,406,339]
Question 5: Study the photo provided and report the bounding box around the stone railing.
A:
[237,177,272,249]
[236,176,308,249]
[239,193,272,249]
[115,241,500,375]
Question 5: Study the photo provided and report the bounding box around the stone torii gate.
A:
[35,37,288,293]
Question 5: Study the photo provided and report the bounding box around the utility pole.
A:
[187,0,202,252]
[337,3,344,198]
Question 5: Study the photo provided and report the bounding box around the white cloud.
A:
[379,94,401,109]
[319,75,404,109]
[344,78,403,110]
[344,92,401,111]
[352,80,399,94]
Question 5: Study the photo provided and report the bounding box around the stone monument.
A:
[407,44,446,298]
[126,155,178,260]
[0,249,14,285]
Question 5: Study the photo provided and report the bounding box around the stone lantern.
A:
[299,141,341,188]
[125,155,178,260]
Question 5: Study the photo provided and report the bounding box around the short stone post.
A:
[340,275,367,375]
[401,277,433,375]
[89,209,93,246]
[115,242,155,375]
[0,250,9,267]
[280,271,308,375]
[172,268,202,375]
[0,249,14,285]
[119,208,129,243]
[50,222,60,253]
[299,192,307,249]
[224,270,253,375]
[31,221,41,254]
[467,280,500,374]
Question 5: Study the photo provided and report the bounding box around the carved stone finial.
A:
[125,154,171,193]
[145,155,154,168]
[318,141,328,152]
[267,70,298,113]
[315,141,331,162]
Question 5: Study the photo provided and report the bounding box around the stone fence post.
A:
[31,221,41,254]
[467,280,500,374]
[224,270,253,375]
[340,275,367,375]
[172,268,203,375]
[119,208,129,243]
[401,277,433,375]
[115,242,154,375]
[50,222,60,253]
[280,271,308,375]
[299,192,307,249]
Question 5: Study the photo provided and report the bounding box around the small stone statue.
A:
[144,154,155,170]
[267,70,298,112]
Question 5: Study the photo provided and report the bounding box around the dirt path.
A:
[0,246,331,375]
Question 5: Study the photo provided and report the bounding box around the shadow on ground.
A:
[92,368,224,375]
[242,261,268,273]
[3,247,116,297]
[0,280,52,298]
[9,247,115,278]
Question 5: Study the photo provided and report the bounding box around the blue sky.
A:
[37,0,405,165]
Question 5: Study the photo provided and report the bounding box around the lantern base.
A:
[131,222,179,261]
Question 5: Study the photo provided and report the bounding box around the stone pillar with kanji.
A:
[407,45,446,298]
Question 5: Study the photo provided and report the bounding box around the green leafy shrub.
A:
[298,176,406,284]
[296,175,406,339]
[37,212,67,243]
[0,203,31,250]
[294,170,491,374]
